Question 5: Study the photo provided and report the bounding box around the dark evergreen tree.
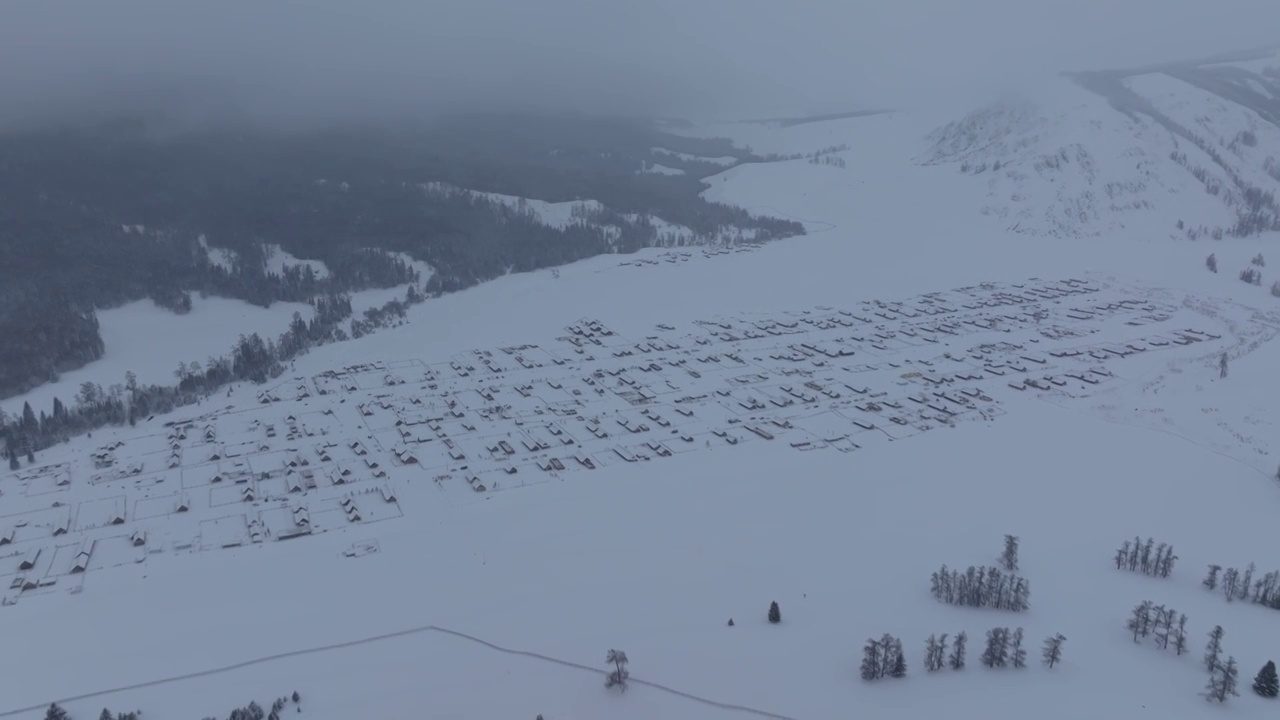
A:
[861,638,883,680]
[768,601,781,624]
[1240,563,1256,601]
[1223,567,1240,601]
[1115,541,1130,570]
[1127,601,1152,642]
[924,634,950,672]
[879,634,898,678]
[949,631,967,670]
[1152,605,1172,650]
[1159,545,1177,578]
[1042,633,1066,668]
[981,627,1009,668]
[924,634,940,672]
[1254,660,1279,698]
[100,710,113,720]
[1205,656,1240,703]
[890,645,907,678]
[1204,625,1225,673]
[1010,627,1027,668]
[1001,534,1019,571]
[1174,614,1189,656]
[45,704,68,720]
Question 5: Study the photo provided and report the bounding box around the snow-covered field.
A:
[264,244,331,279]
[6,57,1280,720]
[651,147,738,166]
[640,162,686,176]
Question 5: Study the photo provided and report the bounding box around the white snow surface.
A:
[651,147,738,166]
[198,234,238,272]
[640,162,686,176]
[264,244,331,279]
[423,181,607,230]
[7,71,1280,720]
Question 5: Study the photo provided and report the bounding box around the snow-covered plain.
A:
[6,60,1280,720]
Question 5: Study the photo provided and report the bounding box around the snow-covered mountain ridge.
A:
[921,49,1280,240]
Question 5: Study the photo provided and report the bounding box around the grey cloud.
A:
[2,0,1278,128]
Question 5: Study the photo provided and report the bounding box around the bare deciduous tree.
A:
[605,649,630,692]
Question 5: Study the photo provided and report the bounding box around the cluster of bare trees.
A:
[930,564,1030,611]
[1126,601,1189,653]
[861,634,908,680]
[923,632,967,672]
[1203,563,1280,608]
[1114,537,1177,578]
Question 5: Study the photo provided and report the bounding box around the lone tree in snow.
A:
[1220,352,1229,379]
[1205,656,1240,703]
[1042,633,1066,668]
[605,649,630,692]
[1204,626,1226,674]
[1254,660,1279,698]
[45,704,69,720]
[1207,253,1218,273]
[1000,535,1020,572]
[949,632,968,670]
[768,601,781,624]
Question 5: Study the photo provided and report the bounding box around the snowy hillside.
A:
[7,56,1280,720]
[921,48,1280,240]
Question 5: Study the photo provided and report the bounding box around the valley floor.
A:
[4,100,1280,719]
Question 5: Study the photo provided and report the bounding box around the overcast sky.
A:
[2,0,1278,128]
